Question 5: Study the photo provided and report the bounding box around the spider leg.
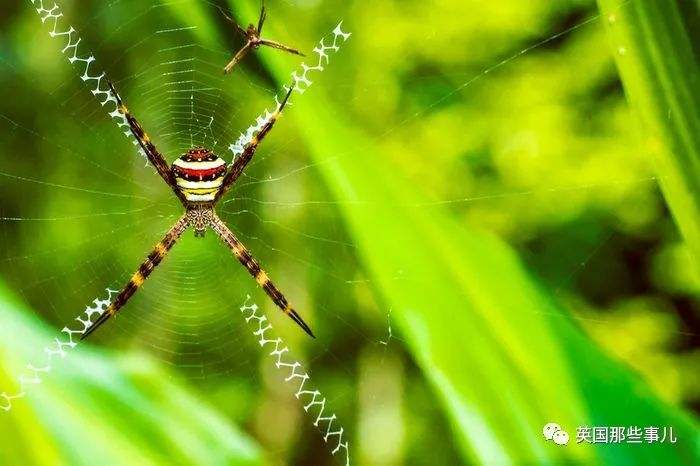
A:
[258,0,267,34]
[218,6,247,35]
[81,215,189,340]
[259,39,305,57]
[210,213,315,338]
[108,82,187,206]
[214,84,294,203]
[224,41,253,75]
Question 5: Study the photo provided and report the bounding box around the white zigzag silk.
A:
[241,298,351,466]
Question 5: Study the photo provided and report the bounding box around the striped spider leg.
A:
[82,81,315,340]
[222,0,305,75]
[215,85,294,202]
[82,215,189,339]
[108,82,188,207]
[210,213,315,337]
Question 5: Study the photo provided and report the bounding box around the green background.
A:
[0,0,698,464]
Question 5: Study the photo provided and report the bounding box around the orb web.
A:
[3,1,357,459]
[1,0,691,464]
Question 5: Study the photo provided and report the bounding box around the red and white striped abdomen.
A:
[172,148,227,202]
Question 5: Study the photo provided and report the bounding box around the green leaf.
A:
[246,9,700,466]
[0,282,262,466]
[597,0,700,277]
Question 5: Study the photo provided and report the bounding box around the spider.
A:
[81,81,315,340]
[222,0,305,75]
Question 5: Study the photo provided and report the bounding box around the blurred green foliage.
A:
[0,0,699,465]
[0,282,262,465]
[597,0,700,278]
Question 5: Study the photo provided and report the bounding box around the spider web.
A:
[10,0,350,367]
[0,0,696,464]
[2,1,359,463]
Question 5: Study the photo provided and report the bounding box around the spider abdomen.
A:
[172,148,227,202]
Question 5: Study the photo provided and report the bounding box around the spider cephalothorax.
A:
[186,204,215,237]
[244,24,262,44]
[81,82,316,340]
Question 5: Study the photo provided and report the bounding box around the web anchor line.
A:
[0,289,118,412]
[240,297,351,466]
[228,22,351,158]
[26,0,148,163]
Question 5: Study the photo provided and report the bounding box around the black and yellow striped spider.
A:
[81,82,315,340]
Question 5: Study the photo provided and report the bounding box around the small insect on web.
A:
[221,0,305,75]
[81,81,316,340]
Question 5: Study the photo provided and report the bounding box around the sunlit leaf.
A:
[597,0,700,278]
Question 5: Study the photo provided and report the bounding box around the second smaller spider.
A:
[222,0,305,74]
